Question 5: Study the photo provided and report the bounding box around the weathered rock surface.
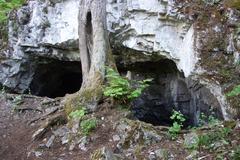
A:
[0,0,240,119]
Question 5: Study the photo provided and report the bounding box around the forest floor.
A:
[0,93,120,160]
[0,93,240,160]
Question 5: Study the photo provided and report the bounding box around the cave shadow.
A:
[29,59,82,98]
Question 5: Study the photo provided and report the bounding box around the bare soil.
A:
[0,94,119,160]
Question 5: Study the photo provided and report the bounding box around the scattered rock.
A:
[184,132,199,149]
[148,151,156,160]
[34,151,43,157]
[53,126,70,144]
[112,135,120,142]
[61,134,69,145]
[91,147,120,160]
[154,148,169,159]
[235,121,240,130]
[116,118,163,151]
[78,136,89,151]
[69,142,76,151]
[72,119,80,134]
[186,150,199,160]
[46,135,55,148]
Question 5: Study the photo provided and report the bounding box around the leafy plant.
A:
[188,127,231,150]
[226,85,240,97]
[69,107,86,119]
[232,146,240,160]
[80,117,97,135]
[69,107,97,135]
[199,112,219,127]
[0,0,25,23]
[104,67,152,103]
[0,0,25,46]
[168,110,186,139]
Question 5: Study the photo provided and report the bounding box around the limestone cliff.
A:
[0,0,240,121]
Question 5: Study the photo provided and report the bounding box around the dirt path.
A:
[0,94,41,160]
[0,94,117,160]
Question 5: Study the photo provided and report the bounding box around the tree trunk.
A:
[64,0,116,112]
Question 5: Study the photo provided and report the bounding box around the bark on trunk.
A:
[64,0,115,112]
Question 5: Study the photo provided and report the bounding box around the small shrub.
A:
[80,118,97,135]
[104,67,152,103]
[232,146,240,160]
[168,110,186,139]
[69,107,86,119]
[0,0,25,45]
[189,127,231,150]
[199,112,220,127]
[0,0,25,23]
[226,85,240,97]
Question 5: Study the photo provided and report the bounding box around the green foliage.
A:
[0,0,25,23]
[232,146,240,160]
[199,112,220,127]
[103,67,152,103]
[69,107,97,135]
[168,110,186,139]
[198,127,231,148]
[226,85,240,97]
[225,0,240,10]
[188,127,231,150]
[80,117,97,135]
[69,107,86,119]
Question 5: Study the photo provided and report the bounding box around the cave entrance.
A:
[123,58,223,127]
[30,59,82,98]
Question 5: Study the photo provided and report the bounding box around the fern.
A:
[0,0,25,23]
[226,85,240,97]
[104,67,152,103]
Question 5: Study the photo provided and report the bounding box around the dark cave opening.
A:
[124,59,223,127]
[28,56,222,127]
[30,59,82,98]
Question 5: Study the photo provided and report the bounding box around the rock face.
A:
[0,0,240,120]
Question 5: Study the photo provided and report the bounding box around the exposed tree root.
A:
[32,111,67,141]
[28,105,63,125]
[14,107,43,113]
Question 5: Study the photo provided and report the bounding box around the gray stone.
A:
[148,151,156,160]
[34,151,43,157]
[186,150,199,160]
[61,134,69,145]
[91,147,119,160]
[235,121,240,129]
[78,136,89,151]
[184,132,199,149]
[69,142,76,151]
[53,126,70,137]
[46,135,55,148]
[115,118,163,152]
[154,148,169,159]
[113,135,121,142]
